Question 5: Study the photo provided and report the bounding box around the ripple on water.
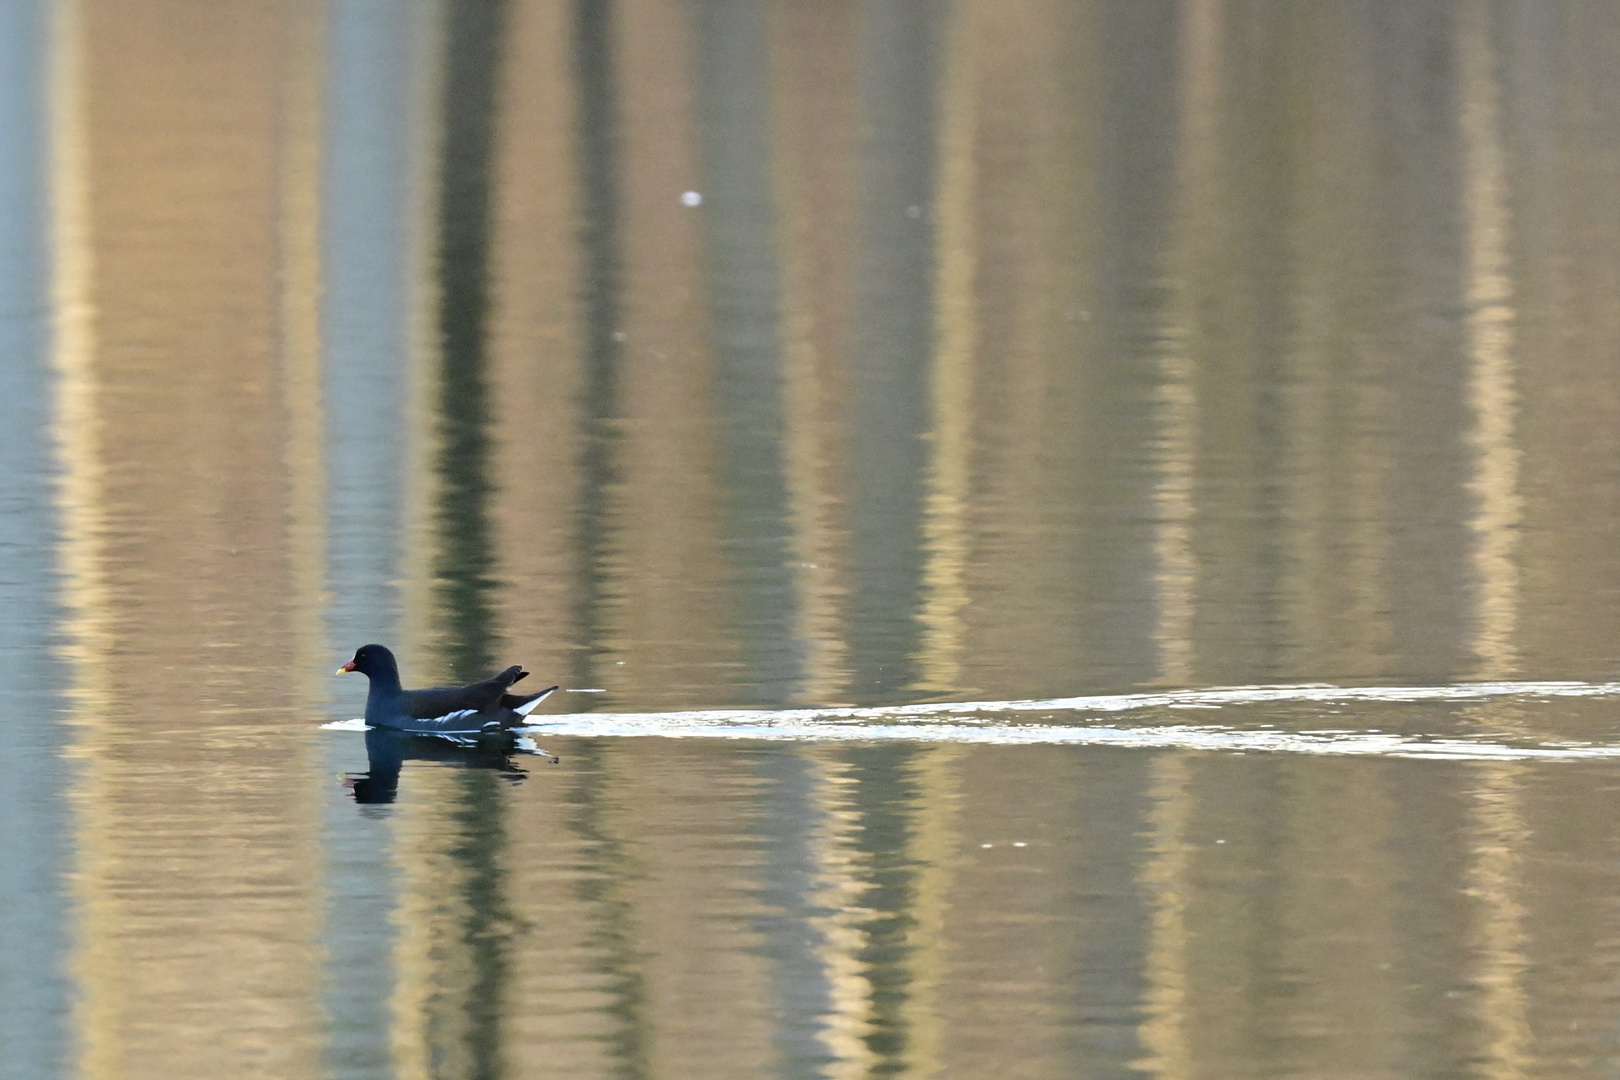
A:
[323,681,1620,761]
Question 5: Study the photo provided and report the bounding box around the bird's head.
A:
[337,643,398,679]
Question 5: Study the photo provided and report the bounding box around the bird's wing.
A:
[399,667,532,719]
[400,685,494,719]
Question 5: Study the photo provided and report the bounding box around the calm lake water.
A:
[8,0,1620,1077]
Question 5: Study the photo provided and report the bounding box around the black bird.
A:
[337,643,557,736]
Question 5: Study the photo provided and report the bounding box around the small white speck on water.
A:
[1012,841,1027,848]
[1215,839,1226,844]
[612,330,626,342]
[980,843,993,849]
[681,190,703,207]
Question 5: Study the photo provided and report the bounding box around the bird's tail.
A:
[502,685,558,717]
[493,665,529,690]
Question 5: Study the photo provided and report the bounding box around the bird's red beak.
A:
[337,660,356,674]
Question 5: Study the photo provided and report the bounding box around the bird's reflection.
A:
[345,726,556,804]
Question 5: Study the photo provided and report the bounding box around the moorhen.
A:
[337,643,556,735]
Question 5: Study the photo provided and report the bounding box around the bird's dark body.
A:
[393,666,527,721]
[340,644,555,735]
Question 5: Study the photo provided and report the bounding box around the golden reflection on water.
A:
[598,0,739,709]
[48,1,114,1073]
[24,0,1620,1078]
[895,746,961,1078]
[1134,754,1191,1080]
[769,0,857,706]
[1458,0,1521,685]
[911,0,975,697]
[54,1,325,1075]
[1465,762,1533,1080]
[487,0,584,695]
[1455,10,1533,1078]
[279,0,328,720]
[799,750,877,1075]
[1151,0,1218,690]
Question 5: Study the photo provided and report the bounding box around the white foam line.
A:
[523,679,1620,728]
[517,715,1620,761]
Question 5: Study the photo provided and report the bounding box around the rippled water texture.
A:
[8,1,1620,1078]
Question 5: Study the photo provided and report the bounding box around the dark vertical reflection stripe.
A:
[450,774,516,1080]
[1241,21,1296,679]
[572,0,622,694]
[1084,0,1180,686]
[845,747,925,1072]
[569,7,652,1076]
[437,0,507,682]
[1370,3,1473,678]
[435,3,511,1078]
[696,0,798,703]
[1068,756,1153,1075]
[848,0,938,700]
[565,745,652,1080]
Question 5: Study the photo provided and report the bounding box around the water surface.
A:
[9,1,1620,1078]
